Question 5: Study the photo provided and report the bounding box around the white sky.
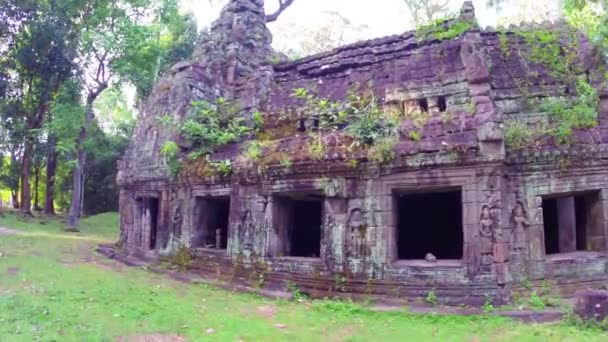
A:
[181,0,563,49]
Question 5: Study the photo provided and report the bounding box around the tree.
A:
[67,0,197,229]
[2,0,83,215]
[271,11,369,57]
[403,0,449,26]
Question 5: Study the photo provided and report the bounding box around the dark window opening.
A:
[418,98,429,113]
[543,192,603,255]
[438,96,447,112]
[193,197,230,249]
[138,197,159,250]
[396,189,463,260]
[297,118,306,132]
[273,193,323,258]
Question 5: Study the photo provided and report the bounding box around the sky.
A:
[181,0,563,51]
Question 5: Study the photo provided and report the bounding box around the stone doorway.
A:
[543,191,603,255]
[137,197,159,249]
[192,197,230,249]
[395,189,463,260]
[272,193,323,258]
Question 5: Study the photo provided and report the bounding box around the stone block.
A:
[469,83,491,96]
[477,122,503,142]
[495,263,511,285]
[493,242,510,263]
[574,290,608,322]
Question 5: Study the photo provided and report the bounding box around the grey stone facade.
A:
[115,1,608,304]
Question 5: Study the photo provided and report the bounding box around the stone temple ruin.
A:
[109,0,608,304]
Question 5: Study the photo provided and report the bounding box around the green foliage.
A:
[515,29,572,79]
[308,135,326,160]
[541,77,599,144]
[252,111,265,132]
[425,288,438,305]
[209,158,232,177]
[504,120,540,150]
[368,136,398,165]
[416,16,473,41]
[181,99,251,155]
[409,130,422,141]
[278,153,293,169]
[345,93,400,146]
[292,87,348,131]
[312,299,366,315]
[165,244,194,272]
[293,87,401,165]
[564,0,608,57]
[160,140,181,176]
[482,296,495,314]
[284,281,307,301]
[506,77,599,149]
[243,140,265,161]
[498,31,511,59]
[160,140,179,158]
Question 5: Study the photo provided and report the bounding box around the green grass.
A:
[0,212,606,341]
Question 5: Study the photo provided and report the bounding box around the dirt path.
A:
[0,227,22,235]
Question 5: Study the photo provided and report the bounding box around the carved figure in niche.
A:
[170,202,183,242]
[348,209,367,259]
[510,201,529,252]
[479,204,494,265]
[238,210,255,252]
[479,191,502,265]
[479,205,493,240]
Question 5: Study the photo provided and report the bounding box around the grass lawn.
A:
[0,212,607,341]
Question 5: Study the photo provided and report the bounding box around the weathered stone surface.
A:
[114,1,608,305]
[574,289,608,321]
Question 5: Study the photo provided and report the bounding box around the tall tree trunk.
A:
[68,98,97,229]
[11,190,19,209]
[10,151,20,209]
[19,139,33,215]
[44,136,58,215]
[33,165,40,211]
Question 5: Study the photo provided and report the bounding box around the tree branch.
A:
[265,0,295,23]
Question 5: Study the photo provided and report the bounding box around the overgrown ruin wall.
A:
[115,1,608,304]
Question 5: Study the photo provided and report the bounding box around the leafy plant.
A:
[292,87,348,131]
[425,288,438,305]
[482,295,495,314]
[345,93,400,146]
[284,280,307,302]
[541,77,599,144]
[308,134,326,160]
[416,16,473,41]
[166,244,194,272]
[181,99,250,155]
[209,159,232,177]
[368,136,397,165]
[312,299,365,315]
[278,153,293,169]
[409,130,422,141]
[160,140,181,176]
[243,140,265,161]
[504,120,537,150]
[252,111,265,132]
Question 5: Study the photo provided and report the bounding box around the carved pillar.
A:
[323,198,347,273]
[192,198,209,248]
[557,197,577,253]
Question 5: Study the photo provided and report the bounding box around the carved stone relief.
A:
[347,209,368,259]
[510,201,529,252]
